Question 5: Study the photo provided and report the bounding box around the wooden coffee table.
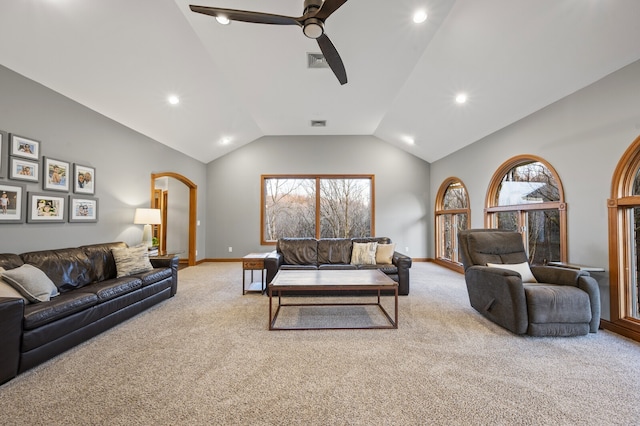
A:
[268,269,398,330]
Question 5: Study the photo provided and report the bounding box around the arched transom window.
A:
[485,155,567,265]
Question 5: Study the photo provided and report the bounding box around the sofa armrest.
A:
[465,266,528,334]
[0,297,24,385]
[150,255,179,297]
[264,250,281,284]
[392,251,412,295]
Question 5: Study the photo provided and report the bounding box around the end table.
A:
[242,253,270,295]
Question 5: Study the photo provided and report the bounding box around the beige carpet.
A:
[1,262,640,425]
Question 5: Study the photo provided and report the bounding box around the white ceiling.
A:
[1,0,639,164]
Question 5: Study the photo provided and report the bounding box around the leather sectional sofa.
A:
[0,242,178,385]
[265,237,412,295]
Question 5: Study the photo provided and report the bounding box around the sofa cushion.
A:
[88,277,143,302]
[351,242,377,265]
[0,267,30,303]
[23,291,98,330]
[1,264,59,303]
[524,284,591,324]
[81,242,127,282]
[111,244,154,278]
[357,264,399,274]
[318,239,353,264]
[278,238,318,266]
[318,264,357,270]
[20,247,94,293]
[136,267,172,287]
[487,261,537,283]
[376,243,395,265]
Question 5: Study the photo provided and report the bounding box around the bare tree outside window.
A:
[262,175,373,243]
[436,179,469,266]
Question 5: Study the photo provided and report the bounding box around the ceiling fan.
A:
[190,0,349,85]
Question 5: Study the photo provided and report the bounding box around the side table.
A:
[242,253,270,295]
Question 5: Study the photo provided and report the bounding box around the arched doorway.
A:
[150,172,197,267]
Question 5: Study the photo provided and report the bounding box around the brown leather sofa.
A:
[0,242,178,385]
[265,237,412,295]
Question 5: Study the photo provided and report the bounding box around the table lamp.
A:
[133,208,162,248]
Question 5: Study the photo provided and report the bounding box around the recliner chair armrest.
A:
[530,266,586,286]
[577,275,601,333]
[0,297,23,385]
[264,250,282,284]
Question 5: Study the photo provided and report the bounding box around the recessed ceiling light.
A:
[413,10,428,24]
[215,15,230,25]
[220,137,232,145]
[402,135,415,145]
[168,95,180,105]
[455,93,468,104]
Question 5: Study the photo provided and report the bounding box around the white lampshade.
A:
[134,208,162,247]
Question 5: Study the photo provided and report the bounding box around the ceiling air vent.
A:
[307,53,330,69]
[311,120,327,127]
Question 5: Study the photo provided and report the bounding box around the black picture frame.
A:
[0,182,26,224]
[0,130,7,179]
[43,157,71,192]
[9,157,39,182]
[68,196,98,223]
[27,192,66,223]
[9,134,40,160]
[73,163,95,195]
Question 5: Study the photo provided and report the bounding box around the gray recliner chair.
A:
[458,229,600,336]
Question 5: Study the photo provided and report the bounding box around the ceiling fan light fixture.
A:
[303,18,324,39]
[215,15,230,25]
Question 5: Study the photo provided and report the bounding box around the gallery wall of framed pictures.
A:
[0,130,98,224]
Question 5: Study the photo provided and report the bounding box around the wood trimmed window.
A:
[434,177,469,272]
[607,134,640,342]
[261,174,375,245]
[485,155,567,265]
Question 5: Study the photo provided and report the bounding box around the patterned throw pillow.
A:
[375,243,396,265]
[1,264,59,303]
[350,242,378,265]
[111,244,154,278]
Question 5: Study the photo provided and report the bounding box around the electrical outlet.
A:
[195,250,198,256]
[228,246,233,252]
[405,247,409,253]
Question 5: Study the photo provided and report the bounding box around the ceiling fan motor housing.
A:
[303,0,325,39]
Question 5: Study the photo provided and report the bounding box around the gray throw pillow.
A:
[0,267,30,304]
[1,264,59,303]
[111,243,154,278]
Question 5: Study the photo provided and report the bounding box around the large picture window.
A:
[485,155,567,265]
[261,175,374,244]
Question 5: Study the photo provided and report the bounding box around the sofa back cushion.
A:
[317,239,352,264]
[81,242,127,282]
[20,247,93,293]
[352,237,391,245]
[277,238,318,265]
[0,253,25,271]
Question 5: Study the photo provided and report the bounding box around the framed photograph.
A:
[27,192,66,223]
[43,157,70,192]
[0,130,7,179]
[69,196,98,222]
[9,157,39,182]
[0,182,26,224]
[73,164,95,195]
[9,134,40,160]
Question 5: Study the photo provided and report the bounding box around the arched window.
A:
[435,178,469,271]
[608,134,640,341]
[485,155,567,265]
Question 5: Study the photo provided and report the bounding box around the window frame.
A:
[608,134,640,342]
[434,177,470,272]
[484,154,568,264]
[260,174,375,245]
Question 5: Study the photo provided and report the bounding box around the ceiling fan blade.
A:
[190,5,302,26]
[317,33,347,85]
[314,0,349,20]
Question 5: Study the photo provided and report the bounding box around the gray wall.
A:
[206,135,430,259]
[430,59,640,320]
[0,65,208,258]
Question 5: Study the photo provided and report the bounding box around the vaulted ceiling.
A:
[1,0,639,164]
